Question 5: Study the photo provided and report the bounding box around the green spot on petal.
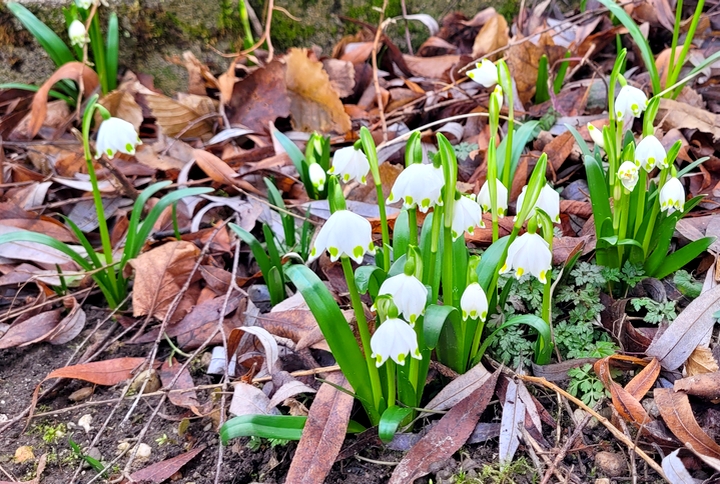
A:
[106,148,113,156]
[126,142,134,152]
[396,353,406,365]
[420,198,430,208]
[328,247,339,257]
[353,246,363,258]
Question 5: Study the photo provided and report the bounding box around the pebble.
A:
[595,451,627,477]
[131,370,161,394]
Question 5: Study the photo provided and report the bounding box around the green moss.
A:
[270,11,319,51]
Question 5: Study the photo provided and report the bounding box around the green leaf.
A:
[582,154,613,229]
[105,13,119,91]
[565,124,592,159]
[264,178,296,248]
[7,3,75,68]
[262,224,285,285]
[285,264,375,416]
[273,130,308,189]
[0,83,75,104]
[554,52,571,94]
[497,121,540,182]
[476,236,509,290]
[393,210,410,260]
[597,0,660,95]
[475,314,553,366]
[230,224,273,283]
[354,265,386,296]
[652,237,714,279]
[535,55,550,104]
[378,406,412,444]
[429,304,465,373]
[220,415,364,444]
[266,266,286,305]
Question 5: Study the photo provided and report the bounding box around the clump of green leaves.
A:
[567,364,607,408]
[630,298,677,324]
[33,422,67,444]
[674,269,702,298]
[246,436,290,451]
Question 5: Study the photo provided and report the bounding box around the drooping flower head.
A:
[500,232,552,284]
[615,85,648,127]
[95,117,142,159]
[308,163,326,191]
[467,59,498,88]
[476,179,508,217]
[587,123,604,149]
[387,163,445,213]
[377,273,428,325]
[618,161,639,191]
[309,210,375,264]
[328,147,370,184]
[659,177,685,214]
[370,317,422,367]
[68,20,87,47]
[451,195,484,240]
[516,184,560,223]
[75,0,93,9]
[635,135,667,172]
[460,282,488,321]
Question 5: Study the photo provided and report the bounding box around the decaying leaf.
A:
[389,369,499,483]
[661,449,701,484]
[98,90,144,131]
[506,33,566,105]
[145,94,214,140]
[499,379,525,465]
[673,372,720,400]
[658,98,720,141]
[423,361,492,414]
[284,372,353,484]
[226,60,290,133]
[130,241,200,320]
[159,358,201,414]
[655,388,720,460]
[471,13,509,59]
[685,345,719,376]
[228,381,280,416]
[129,446,205,484]
[285,48,351,134]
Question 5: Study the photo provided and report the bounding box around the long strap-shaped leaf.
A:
[7,3,74,68]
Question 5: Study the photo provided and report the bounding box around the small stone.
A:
[135,443,152,460]
[78,414,93,433]
[595,451,627,477]
[642,398,660,418]
[248,285,271,303]
[595,479,611,484]
[69,387,94,402]
[82,447,102,469]
[117,442,131,454]
[14,446,34,463]
[131,370,161,394]
[574,408,599,429]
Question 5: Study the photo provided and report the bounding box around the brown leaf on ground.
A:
[41,358,153,386]
[647,284,720,370]
[673,372,720,400]
[552,235,593,265]
[284,372,354,484]
[658,98,720,142]
[227,61,290,134]
[0,309,61,349]
[193,149,261,194]
[130,241,200,320]
[389,368,500,483]
[471,13,508,59]
[403,54,462,79]
[686,346,720,376]
[624,358,660,399]
[285,48,351,134]
[45,297,86,345]
[544,131,575,178]
[28,62,99,138]
[159,358,201,414]
[506,33,566,105]
[98,90,144,131]
[594,356,654,425]
[129,446,205,484]
[145,94,214,140]
[655,387,720,460]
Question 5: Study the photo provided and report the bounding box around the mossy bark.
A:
[0,0,518,94]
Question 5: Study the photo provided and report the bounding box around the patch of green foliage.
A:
[673,269,702,298]
[567,363,607,408]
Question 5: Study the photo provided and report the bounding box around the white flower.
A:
[615,85,648,126]
[370,317,422,367]
[387,163,445,213]
[500,232,552,284]
[476,179,508,217]
[618,161,639,191]
[451,195,484,240]
[75,0,93,9]
[467,59,498,88]
[308,163,326,191]
[490,85,504,114]
[635,135,667,172]
[460,282,488,321]
[328,147,370,184]
[516,184,560,223]
[309,210,375,264]
[377,273,428,325]
[68,20,87,47]
[659,177,685,214]
[587,123,604,149]
[95,117,141,159]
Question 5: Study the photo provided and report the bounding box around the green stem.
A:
[341,256,383,412]
[89,14,108,94]
[667,0,683,90]
[82,97,117,301]
[386,360,396,408]
[376,182,391,270]
[238,0,255,50]
[468,317,485,364]
[617,190,630,262]
[407,208,418,247]
[669,0,705,97]
[502,107,515,188]
[634,170,647,237]
[641,170,668,255]
[427,207,443,302]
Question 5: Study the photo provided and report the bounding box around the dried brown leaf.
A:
[98,90,143,131]
[130,241,200,320]
[658,98,720,142]
[471,13,509,59]
[673,372,720,400]
[685,345,719,376]
[0,309,61,349]
[159,358,201,414]
[129,446,205,483]
[145,94,214,140]
[227,60,290,133]
[624,358,660,400]
[655,387,720,460]
[284,372,353,483]
[506,33,565,105]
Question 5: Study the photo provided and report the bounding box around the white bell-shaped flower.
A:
[587,123,604,149]
[659,177,685,214]
[618,161,639,191]
[308,163,326,191]
[516,184,560,223]
[451,195,484,240]
[377,273,428,325]
[467,59,498,88]
[370,317,422,367]
[309,209,375,264]
[460,282,488,321]
[490,85,504,113]
[75,0,93,9]
[635,135,667,172]
[615,85,648,126]
[68,20,88,47]
[95,117,141,159]
[476,179,508,217]
[328,147,370,184]
[387,163,445,213]
[500,232,552,283]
